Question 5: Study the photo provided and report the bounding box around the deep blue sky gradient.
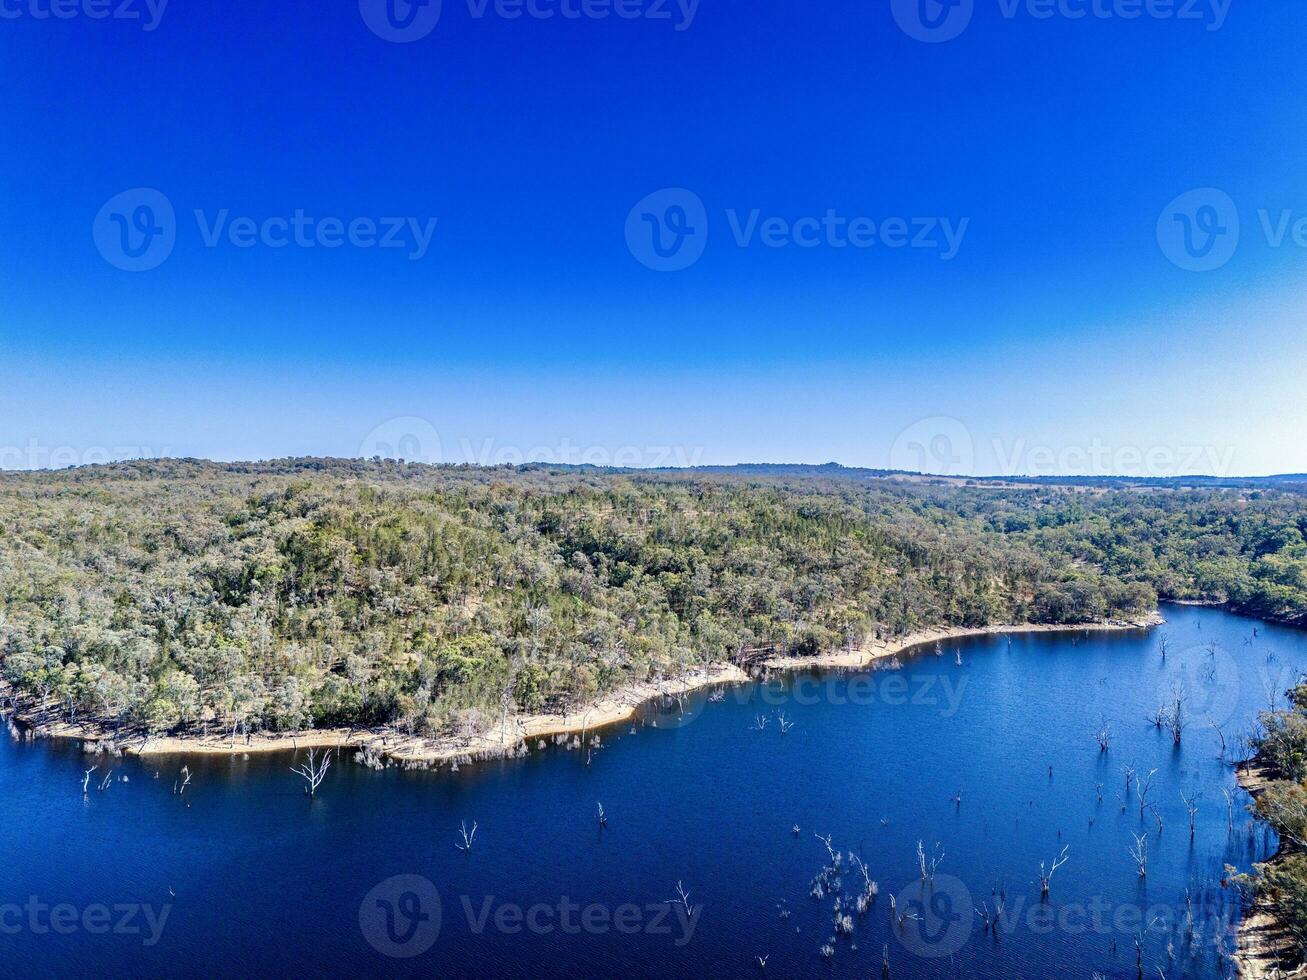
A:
[3,0,1306,473]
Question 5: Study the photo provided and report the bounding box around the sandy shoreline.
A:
[758,612,1164,672]
[1,612,1163,766]
[1235,761,1307,978]
[1,663,752,766]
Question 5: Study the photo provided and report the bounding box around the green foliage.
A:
[1244,690,1307,958]
[1255,710,1307,783]
[1,458,1302,737]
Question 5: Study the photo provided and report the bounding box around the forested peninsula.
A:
[2,459,1305,742]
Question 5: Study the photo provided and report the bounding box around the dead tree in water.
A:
[1181,791,1202,839]
[1149,803,1163,835]
[290,748,331,797]
[1222,788,1235,833]
[665,880,698,918]
[850,852,879,912]
[776,712,795,734]
[596,802,607,827]
[1037,845,1069,897]
[1128,833,1148,877]
[814,832,838,866]
[82,766,97,795]
[455,820,478,852]
[1210,720,1227,759]
[1094,718,1112,753]
[1167,687,1188,746]
[174,765,192,796]
[916,840,944,885]
[1137,768,1158,819]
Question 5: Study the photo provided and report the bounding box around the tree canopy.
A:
[2,458,1303,739]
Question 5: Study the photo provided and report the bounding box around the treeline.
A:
[1239,682,1307,960]
[0,458,1303,739]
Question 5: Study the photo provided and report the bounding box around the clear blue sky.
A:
[3,0,1306,476]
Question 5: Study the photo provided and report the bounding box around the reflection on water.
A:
[0,604,1295,978]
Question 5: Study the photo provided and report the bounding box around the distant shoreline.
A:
[2,612,1163,766]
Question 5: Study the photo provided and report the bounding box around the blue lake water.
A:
[1,604,1297,978]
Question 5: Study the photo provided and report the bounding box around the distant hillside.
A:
[1,458,1304,741]
[666,462,1307,492]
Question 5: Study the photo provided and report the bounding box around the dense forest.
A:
[1,459,1305,740]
